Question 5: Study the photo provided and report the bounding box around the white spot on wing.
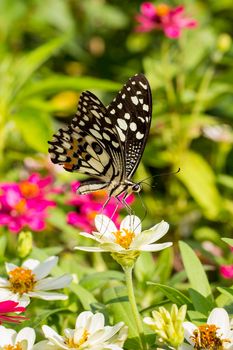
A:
[90,129,102,139]
[139,82,147,89]
[131,96,139,105]
[124,113,130,120]
[117,103,122,109]
[143,104,149,112]
[116,126,126,142]
[130,122,137,131]
[110,109,115,115]
[136,131,144,140]
[117,118,127,130]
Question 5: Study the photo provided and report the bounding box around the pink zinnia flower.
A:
[67,181,134,232]
[0,173,56,233]
[135,2,198,39]
[220,265,233,279]
[0,300,26,324]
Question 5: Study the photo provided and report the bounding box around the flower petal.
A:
[42,325,65,347]
[5,263,18,273]
[183,321,197,346]
[132,221,169,247]
[139,242,172,252]
[32,256,58,280]
[0,326,16,346]
[95,215,117,238]
[16,327,35,348]
[207,308,230,338]
[22,259,40,270]
[28,291,68,300]
[35,275,72,291]
[120,215,141,235]
[75,246,108,252]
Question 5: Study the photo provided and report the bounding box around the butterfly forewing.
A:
[48,73,152,198]
[107,73,152,178]
[48,91,123,184]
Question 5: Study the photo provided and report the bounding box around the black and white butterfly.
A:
[48,73,152,205]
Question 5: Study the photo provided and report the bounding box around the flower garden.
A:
[0,1,233,349]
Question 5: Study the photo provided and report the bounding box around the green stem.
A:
[191,66,215,116]
[161,41,176,107]
[124,266,147,350]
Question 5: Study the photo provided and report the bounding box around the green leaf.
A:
[189,288,214,315]
[19,75,121,99]
[80,271,124,291]
[30,247,97,309]
[154,248,173,283]
[13,109,53,153]
[13,36,68,96]
[217,287,233,301]
[148,282,192,307]
[179,241,213,300]
[0,234,7,259]
[178,151,221,219]
[103,286,139,340]
[222,238,233,247]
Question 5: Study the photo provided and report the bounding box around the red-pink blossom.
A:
[0,300,26,324]
[220,265,233,279]
[67,181,134,232]
[0,173,56,233]
[135,2,198,39]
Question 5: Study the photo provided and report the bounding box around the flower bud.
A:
[17,231,33,258]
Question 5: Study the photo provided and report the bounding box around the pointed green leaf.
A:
[178,151,221,219]
[179,241,213,299]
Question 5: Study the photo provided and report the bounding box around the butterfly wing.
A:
[48,91,124,190]
[107,73,152,178]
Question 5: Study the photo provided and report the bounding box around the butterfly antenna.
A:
[139,167,180,185]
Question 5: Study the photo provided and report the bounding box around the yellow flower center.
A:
[65,329,89,348]
[19,181,40,198]
[156,4,170,16]
[191,324,230,350]
[113,229,135,249]
[9,267,36,295]
[13,198,27,214]
[3,343,23,350]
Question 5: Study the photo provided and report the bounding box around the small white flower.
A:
[75,214,172,254]
[181,307,233,350]
[0,256,72,307]
[41,311,128,350]
[0,326,36,349]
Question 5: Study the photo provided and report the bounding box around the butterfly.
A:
[48,73,152,206]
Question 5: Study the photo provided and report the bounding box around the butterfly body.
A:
[49,73,152,201]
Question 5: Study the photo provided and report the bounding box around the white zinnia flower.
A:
[0,256,72,307]
[181,307,233,350]
[75,214,172,254]
[40,311,128,350]
[0,326,36,350]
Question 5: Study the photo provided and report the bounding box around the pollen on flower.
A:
[65,329,89,348]
[113,229,135,249]
[3,343,23,350]
[9,267,36,295]
[156,4,170,16]
[190,324,230,350]
[12,198,27,215]
[19,181,40,198]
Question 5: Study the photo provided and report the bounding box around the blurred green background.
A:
[0,0,233,276]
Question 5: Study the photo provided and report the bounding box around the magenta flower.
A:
[67,181,134,232]
[220,265,233,279]
[135,2,198,39]
[0,300,26,324]
[0,173,56,233]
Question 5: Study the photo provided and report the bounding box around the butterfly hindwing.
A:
[107,73,152,178]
